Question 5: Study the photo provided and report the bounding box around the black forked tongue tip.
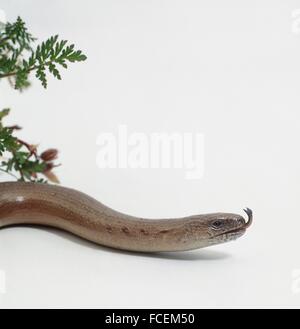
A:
[243,207,253,228]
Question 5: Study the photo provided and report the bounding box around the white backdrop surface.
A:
[0,0,300,308]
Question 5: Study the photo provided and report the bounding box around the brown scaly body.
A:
[0,182,252,252]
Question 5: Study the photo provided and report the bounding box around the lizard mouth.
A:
[223,226,246,237]
[213,226,246,238]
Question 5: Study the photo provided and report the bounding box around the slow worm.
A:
[0,182,252,252]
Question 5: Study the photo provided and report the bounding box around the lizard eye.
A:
[212,220,223,229]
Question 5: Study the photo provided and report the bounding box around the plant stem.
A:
[0,65,36,79]
[17,138,38,158]
[0,168,19,180]
[0,36,9,45]
[0,62,53,79]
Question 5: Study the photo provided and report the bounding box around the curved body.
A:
[0,182,252,252]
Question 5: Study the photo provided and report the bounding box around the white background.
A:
[1,0,300,308]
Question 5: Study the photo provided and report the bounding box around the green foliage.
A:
[0,16,86,182]
[0,108,52,182]
[0,16,87,89]
[1,16,35,50]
